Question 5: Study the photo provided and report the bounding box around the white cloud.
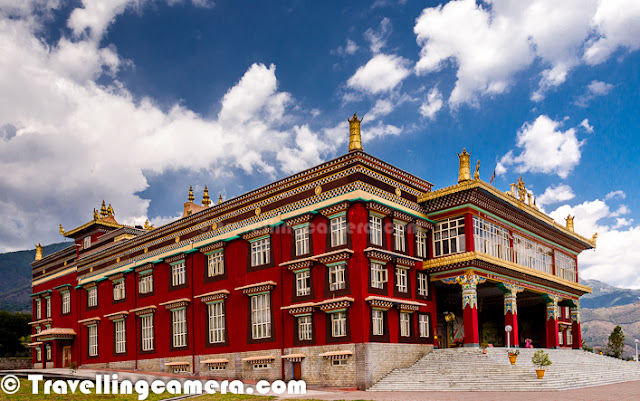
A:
[413,0,640,105]
[575,80,615,107]
[536,184,575,207]
[419,87,443,120]
[580,118,594,133]
[367,99,394,122]
[498,115,584,178]
[332,39,358,57]
[364,17,391,54]
[346,54,411,94]
[605,190,626,200]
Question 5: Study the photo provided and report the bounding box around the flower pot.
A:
[508,354,517,365]
[482,349,487,354]
[536,369,545,379]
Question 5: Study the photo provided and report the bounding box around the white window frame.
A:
[331,312,347,338]
[250,237,271,267]
[115,320,126,354]
[417,272,429,297]
[372,310,384,336]
[370,262,387,289]
[559,330,564,345]
[298,315,313,341]
[332,359,347,366]
[45,297,51,318]
[329,263,346,291]
[87,287,97,307]
[251,293,271,340]
[416,229,427,258]
[208,302,225,344]
[564,306,570,319]
[369,214,383,246]
[330,215,347,247]
[473,217,511,261]
[567,328,573,345]
[172,308,187,348]
[434,217,466,257]
[294,226,310,256]
[62,292,70,314]
[35,299,41,320]
[400,312,411,337]
[555,252,577,282]
[83,236,91,249]
[138,273,153,294]
[393,222,406,252]
[207,251,225,277]
[46,344,51,361]
[419,314,429,338]
[88,325,98,356]
[513,234,553,274]
[296,270,311,297]
[141,315,154,351]
[396,267,408,293]
[113,280,125,301]
[171,261,186,287]
[36,347,41,362]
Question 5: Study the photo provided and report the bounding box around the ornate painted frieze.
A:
[544,294,560,320]
[442,274,487,309]
[570,299,580,323]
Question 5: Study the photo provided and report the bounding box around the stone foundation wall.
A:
[0,358,31,370]
[361,342,432,388]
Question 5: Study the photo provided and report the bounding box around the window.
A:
[173,365,189,373]
[62,292,70,314]
[45,297,51,318]
[329,263,346,291]
[139,274,153,294]
[433,217,466,257]
[396,268,408,293]
[115,320,126,353]
[298,315,313,341]
[35,326,41,334]
[296,270,311,297]
[513,234,553,274]
[36,347,41,362]
[172,309,187,348]
[417,272,429,297]
[113,280,125,301]
[473,217,511,261]
[567,329,573,345]
[393,222,406,252]
[83,236,91,249]
[330,215,347,247]
[332,359,347,366]
[251,293,271,339]
[400,313,411,337]
[372,310,384,336]
[171,262,186,286]
[207,251,225,277]
[35,299,41,320]
[46,344,51,361]
[87,287,97,307]
[208,302,225,344]
[564,306,570,319]
[555,252,577,282]
[558,330,563,345]
[250,237,271,267]
[141,315,154,351]
[208,364,226,371]
[416,229,427,258]
[419,314,429,338]
[369,214,383,246]
[253,363,270,370]
[370,262,387,289]
[88,325,98,356]
[331,312,347,337]
[294,226,310,256]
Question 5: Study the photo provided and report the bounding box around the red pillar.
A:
[499,283,522,347]
[505,311,519,347]
[544,295,559,348]
[463,304,480,346]
[571,305,582,349]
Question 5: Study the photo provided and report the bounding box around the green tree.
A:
[606,325,625,359]
[0,311,31,357]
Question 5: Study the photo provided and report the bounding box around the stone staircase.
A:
[368,347,640,391]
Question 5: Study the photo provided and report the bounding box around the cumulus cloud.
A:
[413,0,640,105]
[580,119,594,133]
[575,80,615,107]
[497,115,584,178]
[536,184,575,207]
[346,54,411,94]
[419,87,443,120]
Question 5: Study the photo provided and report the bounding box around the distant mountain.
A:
[581,303,640,358]
[580,278,640,309]
[0,242,71,312]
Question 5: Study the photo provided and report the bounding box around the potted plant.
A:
[480,343,488,354]
[508,349,519,365]
[531,349,552,379]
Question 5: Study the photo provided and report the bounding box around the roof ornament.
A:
[457,148,471,184]
[516,176,526,202]
[565,215,575,232]
[591,232,598,245]
[202,185,212,207]
[143,219,154,230]
[218,193,223,204]
[107,204,114,216]
[188,186,195,202]
[100,200,108,218]
[93,208,99,221]
[474,160,480,180]
[348,113,363,152]
[35,243,43,261]
[59,224,65,235]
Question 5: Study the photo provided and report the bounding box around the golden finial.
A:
[107,204,114,216]
[100,200,108,218]
[59,224,65,235]
[188,186,195,202]
[93,208,99,221]
[348,113,363,152]
[202,185,211,207]
[516,176,526,202]
[143,219,154,230]
[218,193,223,204]
[591,232,598,245]
[457,148,471,184]
[565,215,575,232]
[474,160,480,180]
[35,243,43,261]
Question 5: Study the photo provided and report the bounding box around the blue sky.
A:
[1,0,639,287]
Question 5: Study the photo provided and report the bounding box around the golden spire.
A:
[348,113,363,152]
[474,160,480,180]
[35,243,43,261]
[202,185,211,207]
[188,186,195,202]
[218,193,223,204]
[93,208,99,221]
[59,224,65,235]
[516,176,526,202]
[107,204,114,216]
[100,200,108,218]
[565,215,575,232]
[457,148,471,184]
[143,219,154,230]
